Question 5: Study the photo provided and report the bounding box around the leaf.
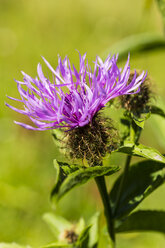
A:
[97,226,112,248]
[116,210,165,233]
[51,129,66,155]
[51,165,120,202]
[75,218,86,235]
[116,141,165,163]
[102,33,165,61]
[88,212,100,248]
[51,160,80,200]
[150,105,165,118]
[43,212,72,239]
[132,112,151,129]
[156,0,165,30]
[119,117,130,142]
[131,104,165,129]
[76,226,91,248]
[110,160,165,219]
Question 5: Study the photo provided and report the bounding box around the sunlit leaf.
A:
[110,160,165,219]
[76,226,91,248]
[116,210,165,233]
[51,160,80,200]
[51,164,120,202]
[132,112,151,129]
[116,141,165,163]
[97,227,112,248]
[88,212,100,248]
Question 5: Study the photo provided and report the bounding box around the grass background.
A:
[0,0,165,247]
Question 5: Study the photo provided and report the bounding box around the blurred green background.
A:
[0,0,165,247]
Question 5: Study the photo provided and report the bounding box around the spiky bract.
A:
[66,114,119,166]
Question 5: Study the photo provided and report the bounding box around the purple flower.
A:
[6,53,147,131]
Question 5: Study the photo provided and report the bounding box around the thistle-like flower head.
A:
[6,52,147,131]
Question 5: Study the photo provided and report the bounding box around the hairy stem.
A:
[95,176,115,248]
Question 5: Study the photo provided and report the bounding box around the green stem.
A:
[95,176,115,248]
[114,155,132,215]
[114,121,142,215]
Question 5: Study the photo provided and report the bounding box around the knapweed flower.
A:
[120,71,152,115]
[6,52,147,131]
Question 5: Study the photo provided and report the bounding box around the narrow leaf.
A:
[150,105,165,118]
[116,210,165,233]
[97,226,112,248]
[52,165,120,202]
[76,226,91,248]
[88,212,100,248]
[132,112,151,128]
[51,160,80,199]
[116,141,165,163]
[110,160,165,219]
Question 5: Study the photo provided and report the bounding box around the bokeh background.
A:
[0,0,165,247]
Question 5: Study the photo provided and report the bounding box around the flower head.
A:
[120,71,152,115]
[6,52,147,131]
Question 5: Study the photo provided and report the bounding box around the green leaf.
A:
[116,141,165,163]
[51,160,80,200]
[43,212,72,239]
[132,112,151,129]
[88,212,100,248]
[76,226,91,248]
[51,129,66,155]
[150,105,165,118]
[51,165,120,202]
[97,226,112,248]
[102,33,165,61]
[156,0,165,30]
[116,210,165,233]
[110,160,165,219]
[75,218,86,235]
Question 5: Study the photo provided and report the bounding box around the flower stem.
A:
[114,154,132,215]
[95,176,115,248]
[114,121,142,215]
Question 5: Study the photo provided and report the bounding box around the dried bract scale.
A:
[66,114,119,166]
[6,52,147,131]
[59,228,78,244]
[120,71,152,116]
[64,230,78,244]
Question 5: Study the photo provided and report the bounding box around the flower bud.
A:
[120,71,152,116]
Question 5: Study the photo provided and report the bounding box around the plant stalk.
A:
[114,121,142,215]
[114,154,132,215]
[95,176,115,248]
